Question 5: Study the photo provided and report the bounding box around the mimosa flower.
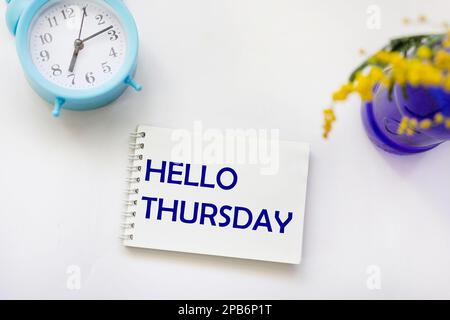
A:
[418,15,428,23]
[323,108,337,139]
[434,113,444,124]
[402,17,412,25]
[417,46,432,59]
[398,117,409,135]
[434,50,450,70]
[332,83,354,102]
[419,119,433,129]
[324,30,450,138]
[368,67,385,82]
[354,74,373,101]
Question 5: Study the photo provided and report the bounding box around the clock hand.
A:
[68,6,87,72]
[68,39,84,73]
[82,25,114,42]
[78,6,88,39]
[69,25,114,72]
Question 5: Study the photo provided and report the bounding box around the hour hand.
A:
[68,39,84,72]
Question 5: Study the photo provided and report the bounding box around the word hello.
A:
[145,160,238,191]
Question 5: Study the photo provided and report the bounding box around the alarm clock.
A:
[5,0,141,117]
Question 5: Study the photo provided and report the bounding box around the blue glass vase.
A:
[362,84,450,155]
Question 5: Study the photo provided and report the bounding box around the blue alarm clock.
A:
[5,0,141,117]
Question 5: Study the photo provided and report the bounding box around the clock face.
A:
[29,0,127,90]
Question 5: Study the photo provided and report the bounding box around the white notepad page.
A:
[123,125,310,264]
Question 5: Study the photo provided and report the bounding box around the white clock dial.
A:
[29,0,127,90]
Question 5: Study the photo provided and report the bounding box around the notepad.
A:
[122,125,310,264]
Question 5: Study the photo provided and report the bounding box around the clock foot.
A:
[125,77,142,92]
[52,98,65,118]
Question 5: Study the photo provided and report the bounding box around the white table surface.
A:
[1,0,449,300]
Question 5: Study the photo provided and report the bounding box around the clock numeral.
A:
[39,33,53,45]
[101,62,112,73]
[51,64,62,77]
[85,72,96,84]
[108,30,118,41]
[40,50,50,62]
[61,7,75,20]
[109,47,118,58]
[95,14,105,25]
[47,16,58,28]
[67,73,76,85]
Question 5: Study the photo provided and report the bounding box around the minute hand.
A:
[82,25,114,42]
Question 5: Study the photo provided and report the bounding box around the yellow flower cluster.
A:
[331,45,450,105]
[371,47,449,88]
[434,49,450,71]
[332,67,385,104]
[324,32,450,138]
[323,108,337,139]
[397,113,450,136]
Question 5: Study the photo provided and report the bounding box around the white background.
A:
[0,0,449,299]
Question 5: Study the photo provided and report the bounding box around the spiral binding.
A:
[121,129,147,242]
